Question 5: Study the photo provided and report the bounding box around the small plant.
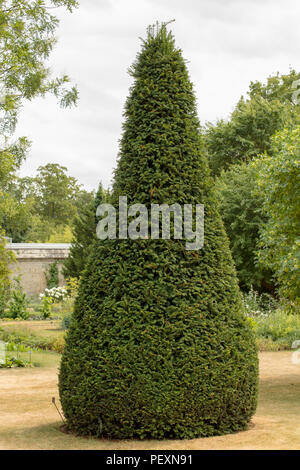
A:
[39,296,53,319]
[8,287,29,320]
[53,336,65,353]
[6,341,30,353]
[45,262,59,289]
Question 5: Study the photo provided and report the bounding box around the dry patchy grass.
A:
[0,352,300,450]
[0,320,64,340]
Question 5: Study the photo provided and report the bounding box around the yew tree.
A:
[59,23,258,439]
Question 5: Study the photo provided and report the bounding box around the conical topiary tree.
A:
[59,23,258,439]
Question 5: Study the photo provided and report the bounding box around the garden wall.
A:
[6,243,70,297]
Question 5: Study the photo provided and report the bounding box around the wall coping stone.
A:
[6,243,71,260]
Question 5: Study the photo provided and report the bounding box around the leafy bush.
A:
[8,287,29,320]
[38,296,53,319]
[256,337,288,352]
[0,286,10,318]
[59,24,258,440]
[52,336,65,353]
[40,286,68,303]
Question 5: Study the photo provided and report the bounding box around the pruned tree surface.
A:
[59,24,258,440]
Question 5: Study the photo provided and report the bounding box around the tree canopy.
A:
[0,0,78,245]
[215,162,274,292]
[253,126,300,306]
[205,69,300,176]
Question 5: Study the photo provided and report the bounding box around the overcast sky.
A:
[15,0,300,191]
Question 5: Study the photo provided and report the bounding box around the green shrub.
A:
[39,296,53,319]
[8,288,29,320]
[41,286,68,303]
[52,336,65,353]
[59,23,258,440]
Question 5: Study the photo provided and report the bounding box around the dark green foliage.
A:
[8,287,29,320]
[45,262,59,288]
[59,24,258,440]
[63,183,105,279]
[215,163,274,292]
[205,96,286,176]
[61,313,72,331]
[94,183,106,223]
[205,69,300,176]
[63,204,96,279]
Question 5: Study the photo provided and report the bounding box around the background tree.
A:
[205,69,300,176]
[205,97,287,176]
[0,0,78,246]
[63,183,106,279]
[0,0,78,140]
[205,69,300,294]
[34,163,81,224]
[253,126,300,307]
[215,163,274,292]
[59,23,258,440]
[1,164,95,243]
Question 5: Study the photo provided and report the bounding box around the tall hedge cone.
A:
[59,23,258,439]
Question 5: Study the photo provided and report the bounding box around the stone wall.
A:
[7,243,71,297]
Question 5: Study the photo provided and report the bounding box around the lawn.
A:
[0,320,65,340]
[0,351,300,450]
